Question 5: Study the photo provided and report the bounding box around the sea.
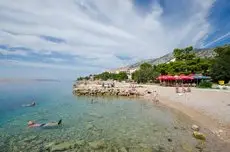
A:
[0,81,229,152]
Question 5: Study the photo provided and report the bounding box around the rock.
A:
[192,125,200,131]
[44,142,56,150]
[51,142,76,152]
[193,131,206,141]
[110,147,119,152]
[89,113,103,118]
[218,129,223,133]
[153,145,166,152]
[86,123,94,130]
[174,126,178,130]
[119,147,128,152]
[75,140,85,147]
[195,141,206,151]
[23,135,37,143]
[139,143,148,148]
[88,140,105,150]
[181,143,193,152]
[167,138,172,142]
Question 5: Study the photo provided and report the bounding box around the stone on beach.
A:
[193,131,206,141]
[191,124,200,131]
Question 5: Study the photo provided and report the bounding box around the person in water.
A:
[28,119,62,128]
[22,101,36,107]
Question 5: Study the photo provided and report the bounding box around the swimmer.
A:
[28,119,62,128]
[22,101,36,107]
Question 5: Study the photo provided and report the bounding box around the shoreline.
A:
[73,81,230,142]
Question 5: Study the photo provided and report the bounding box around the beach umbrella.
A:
[179,74,194,80]
[167,75,176,81]
[161,75,168,81]
[174,75,181,80]
[157,75,163,80]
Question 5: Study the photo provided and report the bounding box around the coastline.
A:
[73,81,230,142]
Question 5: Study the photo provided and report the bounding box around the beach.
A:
[144,85,230,142]
[74,81,230,142]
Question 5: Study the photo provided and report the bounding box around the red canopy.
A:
[166,75,176,80]
[179,74,194,80]
[157,75,194,81]
[157,75,175,81]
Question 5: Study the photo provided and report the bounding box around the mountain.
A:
[128,48,215,69]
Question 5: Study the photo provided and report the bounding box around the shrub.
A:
[198,81,212,88]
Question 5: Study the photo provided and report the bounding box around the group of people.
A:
[22,100,62,128]
[175,86,191,93]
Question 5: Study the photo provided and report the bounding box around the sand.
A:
[141,85,230,142]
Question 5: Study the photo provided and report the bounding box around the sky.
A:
[0,0,230,80]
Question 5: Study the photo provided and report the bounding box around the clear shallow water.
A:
[0,81,229,152]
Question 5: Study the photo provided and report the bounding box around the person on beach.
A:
[28,119,62,128]
[22,101,36,107]
[152,91,159,103]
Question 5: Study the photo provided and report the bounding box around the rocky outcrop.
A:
[73,87,143,97]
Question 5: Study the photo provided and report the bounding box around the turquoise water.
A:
[0,81,229,152]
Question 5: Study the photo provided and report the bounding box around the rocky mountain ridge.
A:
[128,48,214,69]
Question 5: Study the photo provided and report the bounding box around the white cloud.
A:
[0,0,215,78]
[0,48,28,56]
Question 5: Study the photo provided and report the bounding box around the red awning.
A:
[179,74,194,80]
[157,75,194,81]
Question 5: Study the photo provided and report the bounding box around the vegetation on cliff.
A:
[210,45,230,83]
[155,46,213,76]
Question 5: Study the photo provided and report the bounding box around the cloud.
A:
[40,35,66,44]
[0,0,218,79]
[0,49,28,56]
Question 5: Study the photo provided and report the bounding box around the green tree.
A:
[173,46,195,61]
[117,72,128,81]
[210,45,230,83]
[132,63,159,83]
[173,48,183,61]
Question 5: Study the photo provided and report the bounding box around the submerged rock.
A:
[23,135,37,143]
[44,142,56,150]
[195,141,206,151]
[119,147,128,152]
[191,125,200,131]
[86,123,94,130]
[89,140,105,150]
[193,131,206,141]
[51,142,76,152]
[75,140,85,147]
[153,145,166,152]
[89,113,103,118]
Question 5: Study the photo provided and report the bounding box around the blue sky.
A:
[0,0,229,80]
